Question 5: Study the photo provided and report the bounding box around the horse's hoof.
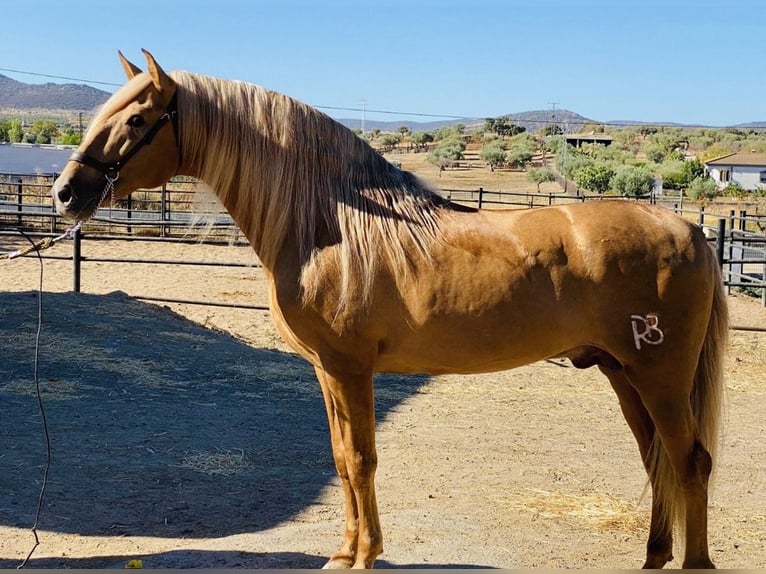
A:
[643,551,673,569]
[322,557,354,569]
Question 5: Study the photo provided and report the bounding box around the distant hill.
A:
[336,109,593,134]
[0,74,111,111]
[3,73,763,132]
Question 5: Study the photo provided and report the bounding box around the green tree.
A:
[687,176,718,200]
[378,133,400,151]
[485,116,525,138]
[540,124,563,136]
[61,127,81,145]
[410,130,433,150]
[659,158,705,190]
[505,141,533,169]
[428,136,465,169]
[0,120,9,142]
[644,143,667,164]
[573,164,615,194]
[527,167,556,192]
[480,140,506,169]
[610,166,655,197]
[682,158,704,184]
[29,119,59,144]
[8,118,23,143]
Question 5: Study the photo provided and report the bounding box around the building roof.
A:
[564,133,613,141]
[704,152,766,167]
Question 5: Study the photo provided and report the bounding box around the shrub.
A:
[687,177,718,200]
[610,166,655,197]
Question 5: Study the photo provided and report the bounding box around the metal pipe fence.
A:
[2,174,765,313]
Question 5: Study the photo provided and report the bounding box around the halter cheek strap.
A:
[69,90,180,176]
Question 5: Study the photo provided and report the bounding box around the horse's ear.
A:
[118,51,142,79]
[141,48,174,93]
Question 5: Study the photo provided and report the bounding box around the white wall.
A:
[707,164,766,190]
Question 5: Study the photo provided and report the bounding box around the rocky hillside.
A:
[0,73,111,111]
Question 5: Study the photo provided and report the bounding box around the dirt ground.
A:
[0,237,764,569]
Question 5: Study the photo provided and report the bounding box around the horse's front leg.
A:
[315,366,382,569]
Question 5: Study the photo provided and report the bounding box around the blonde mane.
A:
[172,71,455,311]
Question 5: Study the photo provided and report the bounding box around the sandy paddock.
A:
[0,235,764,569]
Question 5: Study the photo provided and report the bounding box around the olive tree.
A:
[428,136,465,169]
[527,168,556,192]
[480,140,506,169]
[610,166,655,197]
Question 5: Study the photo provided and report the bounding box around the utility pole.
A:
[548,100,567,193]
[543,100,560,166]
[360,99,367,134]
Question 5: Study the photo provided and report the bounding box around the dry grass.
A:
[178,448,252,476]
[1,378,92,400]
[499,488,649,534]
[384,145,563,196]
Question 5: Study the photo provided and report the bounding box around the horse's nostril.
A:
[57,184,73,206]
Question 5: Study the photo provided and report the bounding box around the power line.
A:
[0,67,122,88]
[316,103,467,121]
[0,66,757,130]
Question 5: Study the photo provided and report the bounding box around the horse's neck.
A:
[177,76,335,272]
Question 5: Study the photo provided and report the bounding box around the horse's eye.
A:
[127,115,145,128]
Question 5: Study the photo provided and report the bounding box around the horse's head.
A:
[52,49,180,221]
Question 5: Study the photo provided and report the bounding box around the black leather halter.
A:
[68,91,179,175]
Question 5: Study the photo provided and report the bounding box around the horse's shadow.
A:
[0,291,431,567]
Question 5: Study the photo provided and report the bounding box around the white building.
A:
[704,152,766,191]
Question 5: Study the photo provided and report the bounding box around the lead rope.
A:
[0,222,82,261]
[1,224,83,568]
[14,230,51,569]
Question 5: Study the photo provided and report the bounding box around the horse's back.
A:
[376,200,716,374]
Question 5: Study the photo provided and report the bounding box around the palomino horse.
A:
[52,50,728,569]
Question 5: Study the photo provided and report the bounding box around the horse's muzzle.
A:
[52,177,98,221]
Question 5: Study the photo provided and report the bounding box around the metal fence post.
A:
[715,218,726,271]
[161,183,167,237]
[127,194,133,235]
[17,178,23,226]
[727,211,735,295]
[478,187,483,210]
[72,226,82,293]
[762,225,766,307]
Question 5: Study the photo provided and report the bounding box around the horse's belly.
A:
[374,320,566,375]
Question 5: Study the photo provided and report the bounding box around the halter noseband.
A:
[68,91,180,176]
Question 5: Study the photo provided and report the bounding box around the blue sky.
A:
[1,0,764,126]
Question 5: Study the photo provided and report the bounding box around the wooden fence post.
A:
[478,187,483,210]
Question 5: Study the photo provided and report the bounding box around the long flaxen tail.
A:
[647,248,729,537]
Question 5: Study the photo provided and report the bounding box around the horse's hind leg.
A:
[626,364,715,569]
[315,366,382,569]
[600,366,674,568]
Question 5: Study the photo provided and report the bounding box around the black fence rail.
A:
[2,174,765,311]
[0,173,244,241]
